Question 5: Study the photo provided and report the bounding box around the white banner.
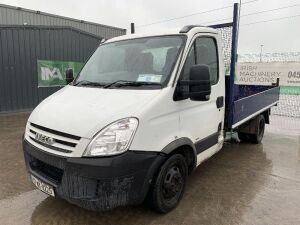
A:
[235,62,300,86]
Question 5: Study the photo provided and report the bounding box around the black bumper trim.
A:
[23,140,165,210]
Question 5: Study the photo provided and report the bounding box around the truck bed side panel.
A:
[225,76,280,129]
[231,86,279,128]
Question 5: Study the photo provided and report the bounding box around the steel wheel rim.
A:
[162,166,184,200]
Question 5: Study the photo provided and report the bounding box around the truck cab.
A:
[23,25,277,213]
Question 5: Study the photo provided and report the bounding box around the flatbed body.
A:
[225,79,280,129]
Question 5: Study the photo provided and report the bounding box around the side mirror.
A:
[189,64,211,101]
[66,68,74,84]
[175,64,211,101]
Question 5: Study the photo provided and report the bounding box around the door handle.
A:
[216,96,224,109]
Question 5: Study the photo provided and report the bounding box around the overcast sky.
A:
[1,0,300,54]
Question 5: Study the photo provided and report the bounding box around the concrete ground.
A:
[0,112,300,225]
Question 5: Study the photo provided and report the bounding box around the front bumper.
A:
[23,139,165,210]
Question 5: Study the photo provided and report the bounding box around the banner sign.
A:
[235,62,300,86]
[37,60,84,87]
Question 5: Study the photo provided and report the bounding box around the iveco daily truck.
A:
[22,24,279,213]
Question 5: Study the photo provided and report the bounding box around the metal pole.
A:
[260,45,264,62]
[228,3,240,128]
[130,23,135,34]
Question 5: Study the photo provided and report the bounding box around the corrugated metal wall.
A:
[0,26,102,112]
[0,4,126,39]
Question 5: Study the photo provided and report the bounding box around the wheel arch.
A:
[161,137,197,174]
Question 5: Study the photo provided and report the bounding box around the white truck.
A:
[23,22,279,213]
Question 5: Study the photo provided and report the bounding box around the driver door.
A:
[176,34,224,164]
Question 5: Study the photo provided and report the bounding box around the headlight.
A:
[83,118,138,157]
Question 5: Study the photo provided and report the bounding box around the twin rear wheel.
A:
[238,114,265,144]
[148,154,188,213]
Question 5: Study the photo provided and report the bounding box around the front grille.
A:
[29,137,73,153]
[30,123,80,140]
[27,123,81,154]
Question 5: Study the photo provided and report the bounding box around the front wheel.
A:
[148,154,188,213]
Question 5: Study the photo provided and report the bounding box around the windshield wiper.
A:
[74,80,105,87]
[103,80,162,88]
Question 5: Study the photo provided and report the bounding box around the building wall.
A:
[0,4,126,112]
[0,26,102,112]
[0,4,126,39]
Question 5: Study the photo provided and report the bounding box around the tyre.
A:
[148,154,188,213]
[250,114,265,144]
[238,132,251,142]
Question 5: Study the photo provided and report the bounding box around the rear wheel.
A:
[148,154,187,213]
[250,114,265,144]
[238,132,251,142]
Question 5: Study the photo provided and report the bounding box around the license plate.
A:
[31,175,55,197]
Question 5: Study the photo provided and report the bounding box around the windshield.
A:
[75,35,185,88]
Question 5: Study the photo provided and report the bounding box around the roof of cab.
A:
[105,26,218,43]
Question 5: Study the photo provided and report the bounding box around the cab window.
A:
[180,37,219,85]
